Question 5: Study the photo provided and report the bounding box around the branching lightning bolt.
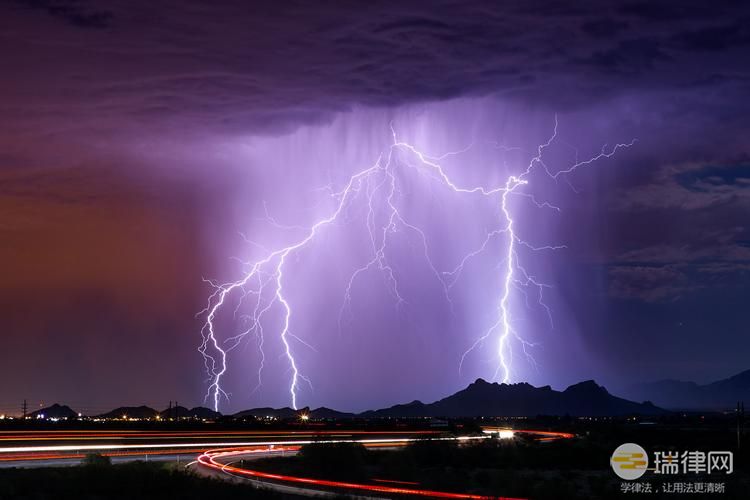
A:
[200,116,635,410]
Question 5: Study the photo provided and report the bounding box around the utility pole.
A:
[175,401,179,420]
[22,399,27,419]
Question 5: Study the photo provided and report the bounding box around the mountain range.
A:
[620,369,750,411]
[158,405,222,419]
[231,379,664,418]
[26,404,219,419]
[95,405,221,419]
[354,379,664,417]
[36,370,746,419]
[234,406,354,419]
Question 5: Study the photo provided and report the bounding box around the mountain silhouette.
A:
[234,379,665,418]
[232,406,354,419]
[309,407,355,419]
[97,406,159,419]
[158,406,221,419]
[623,369,750,410]
[38,377,672,420]
[233,406,298,419]
[29,403,77,419]
[359,379,664,417]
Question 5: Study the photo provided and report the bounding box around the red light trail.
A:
[193,430,572,499]
[199,448,525,499]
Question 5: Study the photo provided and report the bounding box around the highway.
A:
[0,427,572,497]
[0,428,441,466]
[194,438,517,499]
[0,452,199,469]
[189,429,572,499]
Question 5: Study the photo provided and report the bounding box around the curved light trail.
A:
[194,430,573,499]
[198,444,520,500]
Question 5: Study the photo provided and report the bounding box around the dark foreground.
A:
[0,414,748,500]
[244,421,750,500]
[0,460,305,500]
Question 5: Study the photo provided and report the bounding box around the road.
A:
[193,436,528,499]
[0,427,571,498]
[0,428,440,467]
[0,452,198,469]
[190,430,572,499]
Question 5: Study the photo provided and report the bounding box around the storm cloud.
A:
[1,1,748,413]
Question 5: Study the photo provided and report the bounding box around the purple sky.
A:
[1,1,748,415]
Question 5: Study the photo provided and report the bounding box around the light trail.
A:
[198,438,527,500]
[200,117,635,410]
[0,435,487,455]
[0,430,570,455]
[0,448,209,463]
[0,429,572,465]
[481,427,574,440]
[0,429,440,442]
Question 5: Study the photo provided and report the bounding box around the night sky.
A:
[1,1,748,415]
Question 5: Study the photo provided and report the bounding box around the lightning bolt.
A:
[200,116,635,411]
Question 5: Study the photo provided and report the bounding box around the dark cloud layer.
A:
[2,0,750,138]
[12,0,113,29]
[0,1,748,411]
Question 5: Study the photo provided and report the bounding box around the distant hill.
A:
[233,407,298,419]
[186,406,222,419]
[159,405,191,418]
[360,379,665,417]
[309,407,355,419]
[623,369,750,411]
[29,404,77,419]
[158,406,221,419]
[233,405,354,420]
[359,400,428,418]
[97,406,158,419]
